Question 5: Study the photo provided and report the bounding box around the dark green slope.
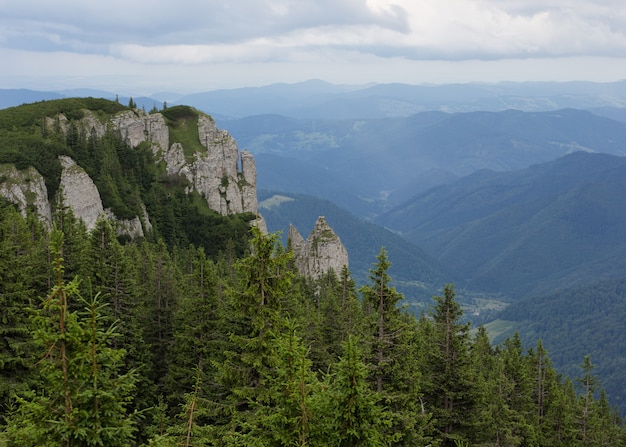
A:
[492,277,626,412]
[258,191,451,303]
[377,152,626,299]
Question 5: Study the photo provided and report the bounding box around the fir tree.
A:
[3,229,138,446]
[319,335,389,447]
[423,284,474,446]
[0,203,47,421]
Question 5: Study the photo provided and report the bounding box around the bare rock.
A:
[0,164,52,227]
[289,216,349,281]
[58,156,104,231]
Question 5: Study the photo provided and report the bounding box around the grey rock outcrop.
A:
[1,104,261,239]
[59,155,105,231]
[58,156,148,237]
[289,216,349,281]
[0,164,52,227]
[51,107,258,217]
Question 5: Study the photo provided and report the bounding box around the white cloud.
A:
[2,0,626,91]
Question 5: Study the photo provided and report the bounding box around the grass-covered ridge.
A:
[161,105,207,159]
[0,97,128,131]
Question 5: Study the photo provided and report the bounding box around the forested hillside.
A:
[1,98,625,446]
[1,203,624,446]
[491,277,626,416]
[0,98,256,254]
[377,152,626,299]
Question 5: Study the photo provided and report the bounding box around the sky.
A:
[2,0,626,95]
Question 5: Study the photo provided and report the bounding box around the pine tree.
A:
[308,266,363,371]
[423,284,474,446]
[360,247,404,394]
[360,248,433,446]
[3,229,138,446]
[0,203,47,420]
[164,245,223,411]
[246,320,319,447]
[210,227,294,443]
[318,335,389,447]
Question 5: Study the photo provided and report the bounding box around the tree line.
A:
[0,201,624,446]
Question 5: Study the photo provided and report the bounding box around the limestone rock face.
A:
[289,216,349,281]
[3,105,259,239]
[110,110,169,150]
[58,156,147,238]
[54,108,258,217]
[190,115,259,215]
[58,156,105,231]
[0,164,52,227]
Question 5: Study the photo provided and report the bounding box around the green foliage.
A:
[161,105,206,158]
[320,335,389,447]
[0,97,127,131]
[3,229,138,446]
[0,201,48,420]
[0,200,624,446]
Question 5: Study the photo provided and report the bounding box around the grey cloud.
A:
[0,0,409,51]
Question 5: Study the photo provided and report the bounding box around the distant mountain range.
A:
[376,152,626,299]
[4,78,626,119]
[224,108,626,218]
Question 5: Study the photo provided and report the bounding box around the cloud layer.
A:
[1,0,626,91]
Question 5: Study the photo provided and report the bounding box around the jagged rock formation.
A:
[0,164,52,226]
[52,108,258,216]
[58,156,105,231]
[1,103,261,237]
[289,216,349,281]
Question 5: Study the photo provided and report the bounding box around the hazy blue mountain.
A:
[187,79,626,119]
[0,89,63,108]
[258,190,451,304]
[223,109,626,218]
[5,79,626,118]
[377,152,626,299]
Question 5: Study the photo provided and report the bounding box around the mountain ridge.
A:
[4,79,626,119]
[377,151,626,299]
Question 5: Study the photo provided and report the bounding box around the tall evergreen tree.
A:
[360,248,433,446]
[318,335,389,447]
[0,203,47,422]
[210,227,294,443]
[360,247,404,394]
[423,284,474,446]
[3,229,138,446]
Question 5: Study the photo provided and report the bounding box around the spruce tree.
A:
[423,284,474,446]
[3,229,138,446]
[360,248,433,446]
[0,203,47,420]
[210,227,294,443]
[319,335,389,447]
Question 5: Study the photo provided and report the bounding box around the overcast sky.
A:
[2,0,626,94]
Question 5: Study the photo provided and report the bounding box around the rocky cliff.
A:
[0,164,51,225]
[289,216,349,280]
[2,104,260,236]
[51,108,259,217]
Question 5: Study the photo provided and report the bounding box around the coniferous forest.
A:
[0,201,624,446]
[0,98,625,446]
